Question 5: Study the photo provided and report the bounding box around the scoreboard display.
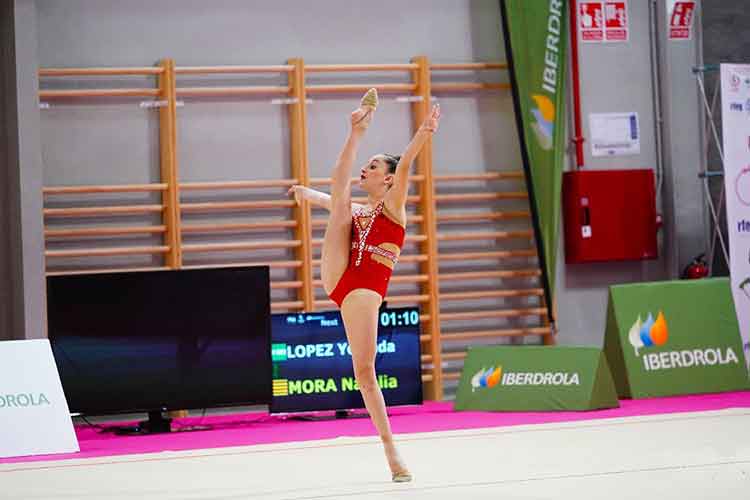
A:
[270,307,423,414]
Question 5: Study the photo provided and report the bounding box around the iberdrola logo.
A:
[470,366,502,392]
[628,311,669,356]
[530,94,555,151]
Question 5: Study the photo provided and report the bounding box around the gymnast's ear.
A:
[384,173,395,188]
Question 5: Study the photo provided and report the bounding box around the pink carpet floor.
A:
[3,390,749,465]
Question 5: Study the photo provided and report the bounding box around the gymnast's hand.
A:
[287,185,304,206]
[419,104,441,134]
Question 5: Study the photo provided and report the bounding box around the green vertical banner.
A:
[500,0,568,321]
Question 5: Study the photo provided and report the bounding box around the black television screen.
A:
[270,307,423,414]
[47,266,271,416]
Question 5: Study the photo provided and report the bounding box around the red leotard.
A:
[329,202,406,307]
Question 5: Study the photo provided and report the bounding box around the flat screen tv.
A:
[47,266,271,429]
[270,306,423,415]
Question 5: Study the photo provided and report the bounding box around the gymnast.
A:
[288,88,440,482]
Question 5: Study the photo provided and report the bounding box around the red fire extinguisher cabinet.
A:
[562,169,658,264]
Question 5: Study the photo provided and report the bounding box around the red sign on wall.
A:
[604,1,628,42]
[669,1,696,40]
[580,2,604,42]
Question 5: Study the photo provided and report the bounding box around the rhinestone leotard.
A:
[328,201,406,307]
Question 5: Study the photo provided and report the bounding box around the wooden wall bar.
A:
[38,57,552,399]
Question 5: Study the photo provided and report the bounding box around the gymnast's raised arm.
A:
[385,104,441,212]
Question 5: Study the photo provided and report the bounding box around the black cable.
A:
[76,415,111,433]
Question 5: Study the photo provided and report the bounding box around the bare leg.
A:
[341,289,410,477]
[321,129,365,295]
[320,173,353,295]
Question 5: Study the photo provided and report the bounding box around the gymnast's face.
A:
[359,155,394,194]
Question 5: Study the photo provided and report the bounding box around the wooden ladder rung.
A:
[46,266,169,276]
[440,308,548,321]
[306,63,418,73]
[306,83,417,94]
[45,226,167,238]
[442,352,468,361]
[440,288,545,301]
[423,351,466,364]
[438,230,534,241]
[438,250,537,261]
[439,269,541,281]
[44,205,164,217]
[40,67,165,77]
[182,240,301,253]
[271,300,304,310]
[271,281,303,290]
[441,372,462,381]
[384,294,430,303]
[180,179,298,191]
[430,62,508,71]
[434,192,527,203]
[181,200,295,212]
[431,82,511,92]
[436,211,531,222]
[175,65,294,75]
[43,183,168,195]
[183,260,302,269]
[177,86,291,97]
[45,246,169,258]
[40,88,160,99]
[397,254,429,263]
[391,274,430,284]
[181,221,297,233]
[433,171,523,182]
[442,327,551,340]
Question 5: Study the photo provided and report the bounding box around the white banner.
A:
[720,64,750,371]
[0,340,79,459]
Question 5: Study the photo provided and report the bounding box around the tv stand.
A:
[112,411,172,435]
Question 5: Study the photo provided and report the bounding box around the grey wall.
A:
[556,0,667,346]
[0,0,46,341]
[657,0,706,279]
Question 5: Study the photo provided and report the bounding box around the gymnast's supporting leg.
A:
[340,289,410,480]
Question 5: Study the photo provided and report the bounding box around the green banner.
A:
[604,278,750,399]
[454,346,619,411]
[500,0,569,318]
